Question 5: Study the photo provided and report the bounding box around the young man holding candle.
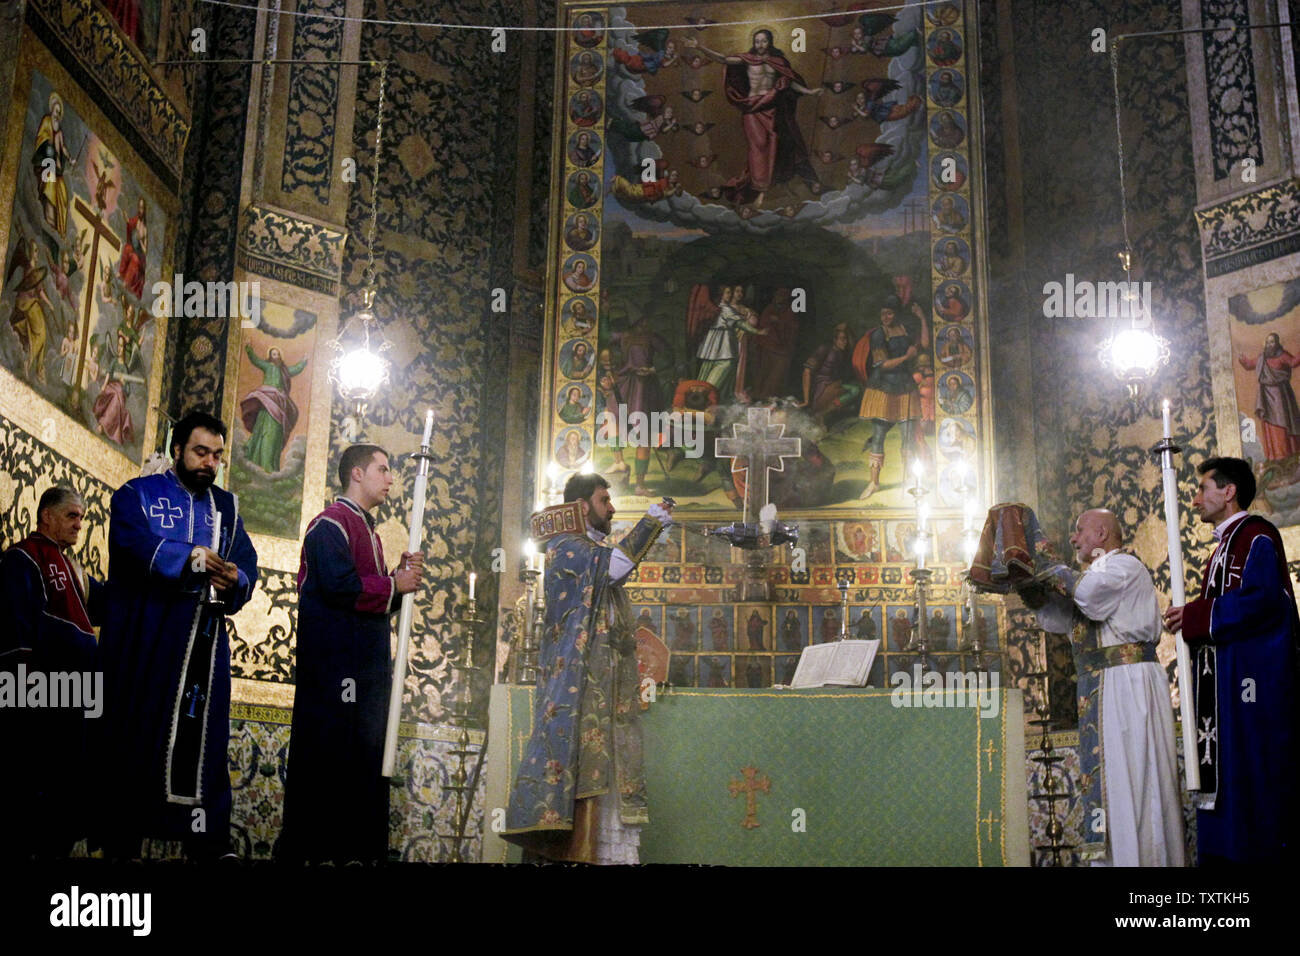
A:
[503,474,672,863]
[97,411,259,860]
[279,443,424,863]
[1021,508,1184,866]
[1163,456,1299,864]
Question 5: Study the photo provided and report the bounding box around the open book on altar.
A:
[790,640,881,688]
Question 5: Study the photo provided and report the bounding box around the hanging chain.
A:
[1109,39,1133,284]
[364,59,388,298]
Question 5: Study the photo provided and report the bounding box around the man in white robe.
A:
[1022,508,1185,866]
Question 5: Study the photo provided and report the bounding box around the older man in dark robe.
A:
[0,487,103,860]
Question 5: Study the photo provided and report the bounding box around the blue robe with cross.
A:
[97,469,257,857]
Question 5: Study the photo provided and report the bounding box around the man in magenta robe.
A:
[279,444,424,863]
[1164,457,1299,864]
[685,30,823,207]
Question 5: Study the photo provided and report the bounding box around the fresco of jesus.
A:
[685,30,823,208]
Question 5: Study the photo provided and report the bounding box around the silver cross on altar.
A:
[715,407,801,524]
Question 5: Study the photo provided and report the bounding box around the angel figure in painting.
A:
[92,326,145,445]
[688,283,766,404]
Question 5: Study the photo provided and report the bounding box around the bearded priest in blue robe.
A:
[0,487,103,859]
[98,411,258,860]
[503,474,672,863]
[1165,456,1300,865]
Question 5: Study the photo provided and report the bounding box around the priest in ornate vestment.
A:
[97,412,258,859]
[1018,507,1184,865]
[503,474,671,863]
[0,487,102,859]
[1164,457,1299,864]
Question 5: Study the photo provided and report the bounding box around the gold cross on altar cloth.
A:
[980,810,999,842]
[728,764,770,829]
[983,738,997,772]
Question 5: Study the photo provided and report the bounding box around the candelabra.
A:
[906,461,934,668]
[837,578,850,639]
[1026,630,1075,866]
[437,595,488,863]
[519,544,545,685]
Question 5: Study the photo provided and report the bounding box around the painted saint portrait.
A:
[930,109,967,149]
[562,253,598,291]
[934,280,971,321]
[569,90,604,127]
[937,324,974,369]
[554,426,591,468]
[573,11,605,48]
[556,381,593,423]
[1225,279,1300,521]
[930,151,969,192]
[570,50,605,87]
[931,193,969,233]
[929,69,965,107]
[564,212,600,252]
[567,130,603,168]
[562,295,597,333]
[228,305,318,538]
[558,338,595,378]
[927,28,963,66]
[933,237,970,277]
[566,169,600,208]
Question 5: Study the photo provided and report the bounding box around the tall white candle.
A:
[421,408,434,446]
[211,510,222,552]
[468,571,476,603]
[1162,398,1171,439]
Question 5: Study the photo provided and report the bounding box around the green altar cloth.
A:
[483,685,1028,866]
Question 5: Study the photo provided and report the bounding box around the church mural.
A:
[0,50,171,471]
[227,303,319,540]
[102,0,165,63]
[1225,278,1300,527]
[544,0,985,519]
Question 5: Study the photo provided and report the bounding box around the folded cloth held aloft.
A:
[968,503,1071,595]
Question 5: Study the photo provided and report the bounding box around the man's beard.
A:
[1265,341,1282,358]
[177,460,216,492]
[588,510,611,535]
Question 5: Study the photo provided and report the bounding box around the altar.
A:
[482,685,1029,866]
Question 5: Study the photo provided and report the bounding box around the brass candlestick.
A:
[519,567,543,685]
[437,597,488,863]
[907,566,933,670]
[1026,630,1075,866]
[837,578,850,640]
